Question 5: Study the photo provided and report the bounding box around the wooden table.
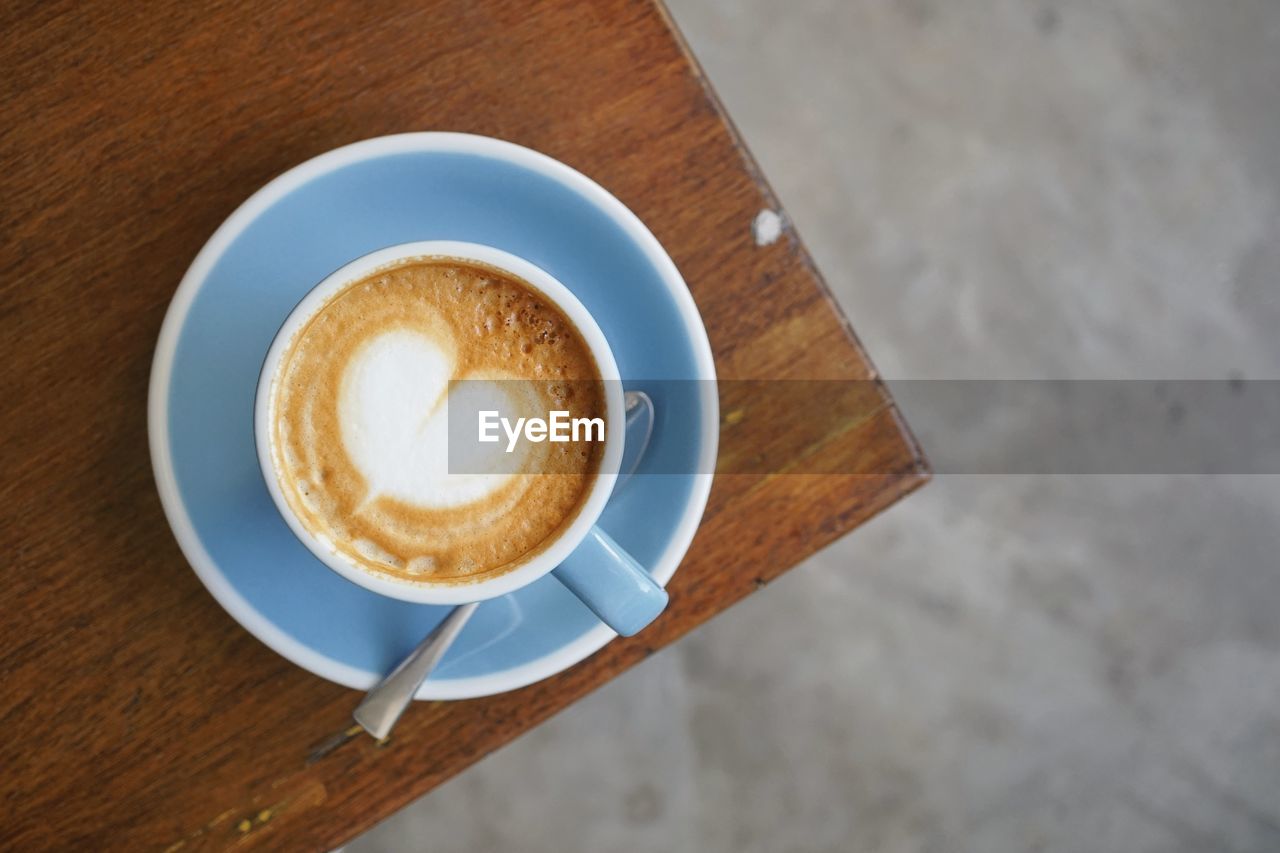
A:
[1,1,927,849]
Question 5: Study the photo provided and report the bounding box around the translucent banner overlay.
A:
[447,380,1280,475]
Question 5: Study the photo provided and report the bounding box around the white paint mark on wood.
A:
[752,209,783,246]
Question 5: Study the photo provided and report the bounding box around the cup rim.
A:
[253,240,626,604]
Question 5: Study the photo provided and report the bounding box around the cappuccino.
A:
[266,258,607,584]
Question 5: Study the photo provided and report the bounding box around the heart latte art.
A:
[267,258,606,583]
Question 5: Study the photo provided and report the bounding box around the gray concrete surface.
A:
[352,2,1280,850]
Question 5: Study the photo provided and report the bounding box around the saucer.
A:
[148,133,717,699]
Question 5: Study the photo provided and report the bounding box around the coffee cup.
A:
[254,241,667,636]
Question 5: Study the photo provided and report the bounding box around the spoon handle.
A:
[353,601,479,739]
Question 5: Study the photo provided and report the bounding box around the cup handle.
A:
[551,527,668,637]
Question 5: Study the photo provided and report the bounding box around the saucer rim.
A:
[147,132,718,699]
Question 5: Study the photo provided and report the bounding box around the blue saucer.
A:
[148,134,717,699]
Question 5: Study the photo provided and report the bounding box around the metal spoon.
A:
[354,390,655,739]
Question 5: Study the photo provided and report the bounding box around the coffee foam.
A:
[269,258,606,583]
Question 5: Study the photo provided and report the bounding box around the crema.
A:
[266,258,606,584]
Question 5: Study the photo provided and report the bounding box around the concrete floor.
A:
[353,2,1280,850]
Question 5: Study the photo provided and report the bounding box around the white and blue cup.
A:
[253,241,668,636]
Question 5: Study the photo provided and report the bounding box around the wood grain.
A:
[0,0,927,849]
